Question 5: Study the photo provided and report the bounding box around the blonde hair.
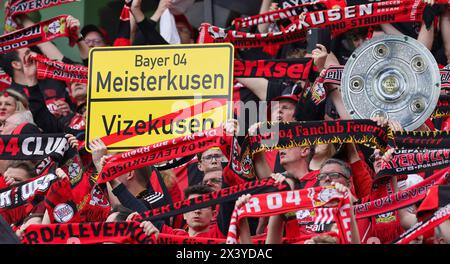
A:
[15,100,27,112]
[1,89,29,111]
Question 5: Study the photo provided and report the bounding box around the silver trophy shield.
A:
[341,35,441,131]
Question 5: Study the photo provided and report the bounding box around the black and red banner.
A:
[0,15,76,54]
[432,95,450,118]
[376,149,450,179]
[98,128,226,184]
[227,187,343,244]
[0,173,58,210]
[354,169,449,219]
[199,0,425,48]
[394,184,450,244]
[5,0,79,18]
[33,54,88,84]
[394,202,450,244]
[233,58,312,79]
[390,130,450,149]
[233,1,322,30]
[245,120,389,156]
[0,134,68,160]
[138,177,289,221]
[22,221,151,244]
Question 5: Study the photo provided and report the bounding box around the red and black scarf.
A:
[226,186,353,244]
[0,173,58,211]
[21,221,151,244]
[0,15,77,54]
[394,185,450,244]
[199,1,425,48]
[376,149,450,179]
[137,178,289,222]
[5,0,79,18]
[33,54,88,84]
[98,128,227,184]
[3,0,78,33]
[0,134,68,160]
[354,168,450,219]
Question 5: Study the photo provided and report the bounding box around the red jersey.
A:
[161,223,225,239]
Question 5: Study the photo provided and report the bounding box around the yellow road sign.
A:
[86,44,234,151]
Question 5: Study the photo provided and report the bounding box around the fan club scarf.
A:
[226,187,352,244]
[3,0,78,33]
[0,173,58,210]
[0,134,68,160]
[390,130,450,149]
[33,54,88,84]
[0,15,76,54]
[394,203,450,244]
[233,1,326,30]
[394,185,450,244]
[5,0,79,18]
[247,120,389,154]
[22,224,338,244]
[21,221,152,244]
[235,0,386,30]
[233,120,450,180]
[237,0,442,31]
[198,0,425,49]
[243,120,450,157]
[234,58,313,79]
[354,168,450,219]
[98,128,227,184]
[138,178,289,222]
[376,149,450,179]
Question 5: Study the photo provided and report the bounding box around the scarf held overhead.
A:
[33,54,88,84]
[138,177,289,222]
[5,0,79,18]
[0,15,76,54]
[0,173,58,210]
[98,128,226,184]
[376,149,450,179]
[21,221,151,244]
[0,134,68,160]
[198,0,425,49]
[226,187,353,244]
